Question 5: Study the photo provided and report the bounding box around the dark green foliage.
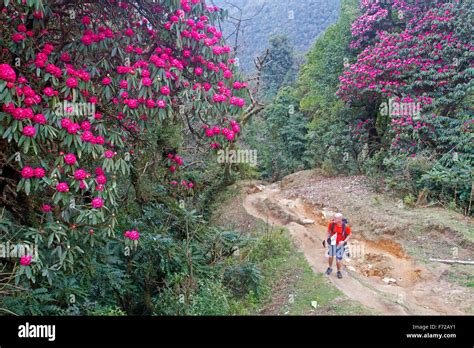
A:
[419,113,473,210]
[1,288,61,315]
[261,36,296,99]
[0,195,262,315]
[223,263,263,298]
[298,0,359,116]
[297,0,361,174]
[244,87,308,181]
[153,277,234,315]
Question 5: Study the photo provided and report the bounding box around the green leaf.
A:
[53,193,61,205]
[48,233,55,247]
[23,137,31,153]
[2,127,12,139]
[24,179,31,196]
[25,266,32,279]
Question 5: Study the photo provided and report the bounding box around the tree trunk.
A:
[366,101,382,157]
[130,165,145,204]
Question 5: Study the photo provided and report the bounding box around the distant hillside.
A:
[214,0,341,72]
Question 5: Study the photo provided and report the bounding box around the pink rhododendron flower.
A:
[81,34,93,45]
[0,64,17,82]
[12,33,26,42]
[81,131,94,142]
[104,150,115,158]
[56,182,69,192]
[157,100,167,108]
[74,169,87,180]
[95,136,105,145]
[42,204,52,213]
[34,167,46,178]
[119,80,128,89]
[60,52,71,62]
[232,124,240,133]
[64,153,77,165]
[20,255,32,266]
[15,108,34,120]
[160,86,170,95]
[226,131,235,141]
[61,118,72,129]
[21,166,35,179]
[66,77,78,88]
[66,122,80,134]
[81,121,91,131]
[126,99,138,109]
[124,230,140,240]
[91,197,104,208]
[22,125,36,137]
[96,175,107,185]
[142,77,152,86]
[82,16,91,25]
[33,113,46,124]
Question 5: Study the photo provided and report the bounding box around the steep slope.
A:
[214,0,341,71]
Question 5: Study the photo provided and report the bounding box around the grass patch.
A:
[443,264,474,288]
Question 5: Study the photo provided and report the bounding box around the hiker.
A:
[324,213,351,279]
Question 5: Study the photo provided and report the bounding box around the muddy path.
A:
[242,183,466,315]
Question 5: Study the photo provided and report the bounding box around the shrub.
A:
[223,263,263,298]
[0,0,254,313]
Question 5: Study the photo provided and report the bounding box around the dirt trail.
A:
[242,182,466,315]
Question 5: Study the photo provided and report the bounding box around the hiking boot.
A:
[325,267,333,275]
[337,271,343,279]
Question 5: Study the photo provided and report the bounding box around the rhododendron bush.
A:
[339,0,472,109]
[336,0,473,209]
[0,0,251,292]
